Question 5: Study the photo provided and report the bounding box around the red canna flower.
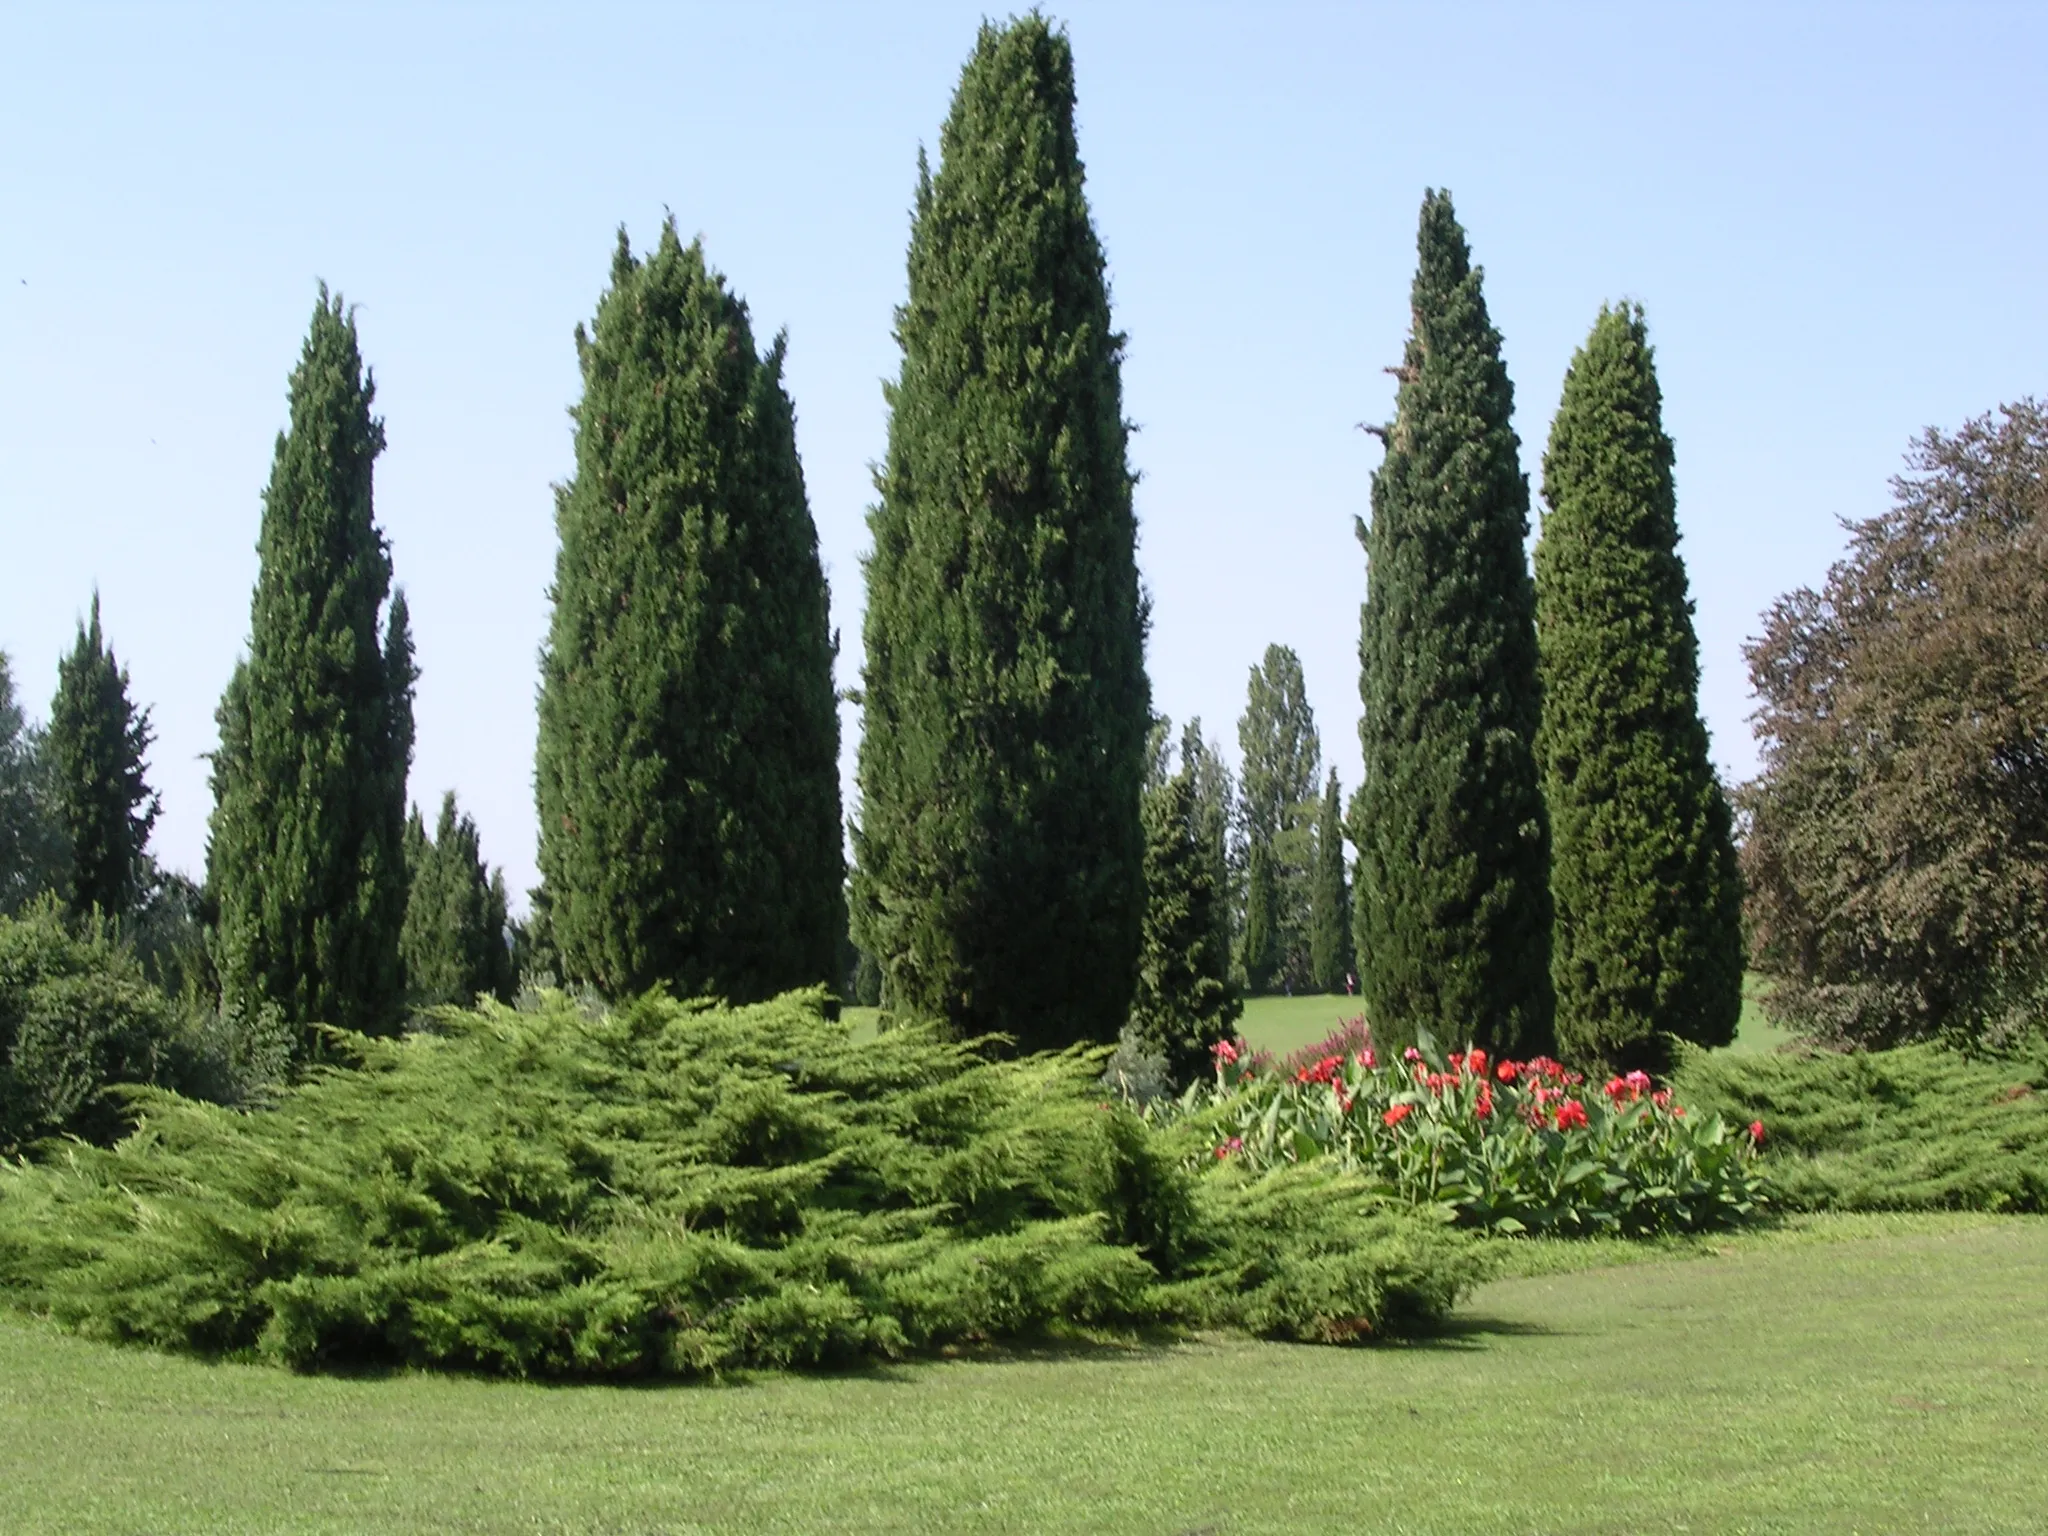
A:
[1383,1103,1414,1129]
[1624,1070,1652,1094]
[1213,1039,1239,1066]
[1475,1085,1494,1119]
[1403,1046,1423,1063]
[1555,1099,1589,1131]
[1749,1120,1765,1145]
[1357,1048,1377,1069]
[1466,1049,1487,1077]
[1496,1061,1519,1083]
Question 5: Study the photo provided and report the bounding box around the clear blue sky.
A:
[3,3,2042,903]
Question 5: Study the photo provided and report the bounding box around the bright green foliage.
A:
[46,596,158,920]
[850,18,1151,1050]
[0,991,1479,1378]
[1237,646,1320,989]
[1353,191,1553,1057]
[206,291,415,1046]
[1131,769,1241,1085]
[535,225,842,1003]
[1308,770,1353,993]
[401,792,515,1008]
[0,654,70,916]
[1672,1043,2048,1212]
[1536,306,1742,1071]
[0,900,180,1148]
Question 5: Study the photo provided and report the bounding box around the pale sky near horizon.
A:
[3,2,2043,906]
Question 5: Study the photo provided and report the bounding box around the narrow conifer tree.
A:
[1237,645,1320,987]
[1180,719,1236,991]
[535,224,842,1001]
[401,791,516,1007]
[47,595,158,919]
[850,18,1150,1049]
[1354,191,1554,1056]
[0,653,70,915]
[1131,767,1241,1084]
[1308,770,1352,993]
[207,290,414,1042]
[1240,842,1279,994]
[1536,304,1742,1068]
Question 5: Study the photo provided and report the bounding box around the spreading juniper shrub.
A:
[1672,1042,2048,1212]
[0,990,1479,1378]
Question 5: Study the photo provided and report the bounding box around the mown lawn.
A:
[4,1213,2042,1533]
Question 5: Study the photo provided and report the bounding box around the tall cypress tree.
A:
[535,224,842,1001]
[1353,191,1554,1056]
[1308,769,1353,993]
[850,18,1150,1050]
[0,653,70,916]
[1240,841,1279,994]
[46,596,158,919]
[207,289,414,1042]
[1131,767,1241,1085]
[1536,304,1742,1069]
[1180,719,1236,992]
[1237,644,1320,988]
[401,791,516,1008]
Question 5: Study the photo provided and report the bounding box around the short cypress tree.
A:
[400,791,516,1008]
[1240,841,1279,994]
[1536,304,1743,1068]
[1308,770,1353,993]
[849,18,1151,1050]
[535,224,842,1001]
[207,290,414,1043]
[1353,191,1554,1056]
[1130,767,1242,1084]
[46,596,158,919]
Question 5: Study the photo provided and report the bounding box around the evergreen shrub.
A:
[1672,1043,2048,1212]
[0,991,1481,1378]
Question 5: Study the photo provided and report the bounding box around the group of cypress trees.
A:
[5,17,1742,1085]
[1353,192,1741,1068]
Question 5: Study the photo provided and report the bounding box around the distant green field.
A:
[4,1213,2041,1533]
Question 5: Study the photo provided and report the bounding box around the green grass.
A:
[1236,991,1366,1058]
[1727,973,1797,1055]
[5,1212,2042,1533]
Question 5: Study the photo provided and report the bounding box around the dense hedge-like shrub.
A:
[0,900,181,1148]
[1154,1027,1767,1237]
[0,991,1481,1377]
[1672,1043,2048,1212]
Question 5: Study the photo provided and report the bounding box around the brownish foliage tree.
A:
[1742,402,2048,1047]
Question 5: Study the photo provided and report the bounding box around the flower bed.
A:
[1167,1025,1767,1236]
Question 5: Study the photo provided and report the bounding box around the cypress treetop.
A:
[47,595,158,919]
[1535,305,1743,1066]
[1308,769,1353,994]
[401,791,516,1008]
[535,223,843,1002]
[207,289,415,1043]
[1353,191,1554,1057]
[850,16,1151,1049]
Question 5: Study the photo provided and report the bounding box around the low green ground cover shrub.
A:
[0,991,1482,1378]
[1673,1042,2048,1211]
[1150,1027,1768,1236]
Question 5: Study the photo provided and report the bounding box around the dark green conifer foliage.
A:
[1237,645,1320,989]
[1536,304,1742,1069]
[0,654,71,916]
[1309,770,1353,993]
[535,224,843,1001]
[1353,192,1554,1056]
[850,18,1151,1049]
[206,291,414,1043]
[401,792,516,1008]
[1131,768,1242,1085]
[47,595,158,920]
[1241,841,1279,994]
[1180,720,1236,990]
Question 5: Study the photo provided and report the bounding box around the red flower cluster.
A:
[1554,1099,1589,1131]
[1296,1054,1346,1087]
[1603,1070,1654,1104]
[1748,1120,1766,1145]
[1212,1039,1240,1067]
[1383,1103,1415,1129]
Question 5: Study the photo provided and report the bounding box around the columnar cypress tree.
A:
[1240,841,1279,994]
[1536,304,1742,1068]
[207,290,414,1042]
[1179,719,1236,990]
[1131,767,1241,1085]
[1308,769,1353,993]
[1237,644,1321,988]
[0,654,70,916]
[400,791,516,1007]
[1353,191,1554,1056]
[47,595,158,919]
[850,18,1150,1049]
[535,224,842,1001]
